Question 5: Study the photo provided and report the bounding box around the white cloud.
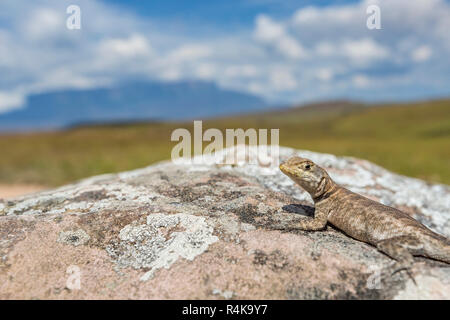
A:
[269,67,297,91]
[276,36,306,59]
[292,2,365,38]
[31,68,110,92]
[254,15,285,41]
[254,14,307,59]
[352,74,370,88]
[316,68,334,82]
[315,42,335,57]
[0,0,450,113]
[247,82,267,96]
[340,38,389,64]
[292,6,320,24]
[0,91,25,112]
[23,8,64,41]
[293,5,357,25]
[99,34,151,58]
[194,63,216,80]
[411,45,432,62]
[168,44,212,63]
[160,67,182,81]
[224,65,260,78]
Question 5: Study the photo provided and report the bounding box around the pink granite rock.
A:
[1,146,449,299]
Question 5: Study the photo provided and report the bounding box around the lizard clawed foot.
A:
[382,261,417,285]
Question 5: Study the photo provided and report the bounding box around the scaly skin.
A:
[278,156,450,275]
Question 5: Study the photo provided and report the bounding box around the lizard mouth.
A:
[279,163,288,173]
[279,165,304,179]
[279,163,295,175]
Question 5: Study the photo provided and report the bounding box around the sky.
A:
[0,0,449,113]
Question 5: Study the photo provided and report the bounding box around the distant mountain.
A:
[0,81,268,132]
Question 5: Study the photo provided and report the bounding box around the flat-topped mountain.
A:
[0,81,267,132]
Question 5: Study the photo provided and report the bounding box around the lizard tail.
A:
[423,235,450,264]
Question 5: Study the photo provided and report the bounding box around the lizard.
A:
[277,156,450,276]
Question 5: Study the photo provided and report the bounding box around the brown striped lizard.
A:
[278,156,450,277]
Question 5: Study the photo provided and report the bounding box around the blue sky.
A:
[101,0,360,28]
[0,0,449,112]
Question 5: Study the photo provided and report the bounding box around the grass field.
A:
[0,99,449,187]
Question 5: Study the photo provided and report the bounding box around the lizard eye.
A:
[305,164,311,170]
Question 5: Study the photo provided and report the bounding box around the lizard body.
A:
[278,156,450,274]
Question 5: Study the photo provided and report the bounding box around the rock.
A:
[0,146,449,299]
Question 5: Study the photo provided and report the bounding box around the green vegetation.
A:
[0,99,449,186]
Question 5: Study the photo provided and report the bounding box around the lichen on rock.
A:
[106,213,218,281]
[57,229,90,246]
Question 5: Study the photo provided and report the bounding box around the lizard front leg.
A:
[271,207,328,231]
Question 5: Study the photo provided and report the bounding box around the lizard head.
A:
[279,156,333,198]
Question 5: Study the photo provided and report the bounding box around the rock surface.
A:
[0,146,449,299]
